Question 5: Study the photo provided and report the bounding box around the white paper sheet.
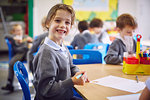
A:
[90,75,145,93]
[107,93,141,100]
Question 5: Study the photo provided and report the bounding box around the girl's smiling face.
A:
[48,9,72,44]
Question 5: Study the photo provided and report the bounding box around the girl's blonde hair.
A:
[45,4,75,30]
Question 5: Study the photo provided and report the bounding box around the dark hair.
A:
[78,20,89,33]
[116,14,137,30]
[45,3,75,29]
[89,18,103,28]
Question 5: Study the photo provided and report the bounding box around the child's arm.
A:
[139,87,150,100]
[140,78,150,100]
[68,51,89,84]
[70,35,78,49]
[104,40,123,64]
[33,46,84,99]
[68,51,80,76]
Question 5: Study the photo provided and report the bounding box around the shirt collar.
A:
[82,30,90,35]
[44,37,66,51]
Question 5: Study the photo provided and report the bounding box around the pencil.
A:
[75,74,83,79]
[136,75,139,83]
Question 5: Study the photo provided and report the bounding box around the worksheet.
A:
[90,75,145,93]
[107,93,141,100]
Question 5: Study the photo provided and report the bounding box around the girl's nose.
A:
[59,22,66,28]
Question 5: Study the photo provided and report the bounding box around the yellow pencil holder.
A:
[123,57,150,75]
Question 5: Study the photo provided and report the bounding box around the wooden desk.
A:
[75,64,150,100]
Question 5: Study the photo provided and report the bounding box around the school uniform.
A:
[33,37,79,100]
[82,30,96,45]
[71,34,86,49]
[104,37,136,65]
[27,32,48,74]
[71,30,96,50]
[97,31,111,44]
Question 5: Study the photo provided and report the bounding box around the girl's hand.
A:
[72,71,89,85]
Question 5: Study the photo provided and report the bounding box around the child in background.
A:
[140,78,150,100]
[33,4,89,100]
[71,20,92,49]
[2,24,33,92]
[89,18,111,44]
[104,14,137,64]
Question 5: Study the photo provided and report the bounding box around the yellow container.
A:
[140,64,150,75]
[123,62,150,75]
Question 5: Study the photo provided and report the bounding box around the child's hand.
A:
[26,37,33,43]
[13,37,22,43]
[72,71,89,85]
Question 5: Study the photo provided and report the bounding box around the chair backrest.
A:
[14,61,31,100]
[69,49,102,65]
[84,43,109,63]
[66,45,73,50]
[5,38,14,61]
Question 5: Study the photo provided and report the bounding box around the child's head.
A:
[45,4,75,44]
[89,18,103,34]
[11,24,23,36]
[78,20,88,33]
[41,16,47,31]
[116,14,137,38]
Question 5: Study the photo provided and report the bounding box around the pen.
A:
[75,74,83,79]
[136,75,139,83]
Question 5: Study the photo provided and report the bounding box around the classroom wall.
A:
[137,0,150,40]
[118,0,150,40]
[33,0,150,41]
[118,0,137,16]
[33,0,61,37]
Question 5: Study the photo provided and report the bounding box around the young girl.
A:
[33,4,89,100]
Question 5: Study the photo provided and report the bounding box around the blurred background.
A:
[0,0,150,52]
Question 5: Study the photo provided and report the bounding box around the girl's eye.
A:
[55,20,60,23]
[66,21,71,25]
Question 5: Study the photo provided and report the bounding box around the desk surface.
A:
[75,64,150,100]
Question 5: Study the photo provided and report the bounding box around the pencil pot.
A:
[140,57,150,64]
[123,63,139,74]
[140,64,150,75]
[123,57,139,74]
[139,57,150,74]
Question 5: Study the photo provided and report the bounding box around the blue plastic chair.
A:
[69,49,102,65]
[66,45,73,50]
[14,61,31,100]
[5,38,27,63]
[84,43,109,63]
[5,39,14,62]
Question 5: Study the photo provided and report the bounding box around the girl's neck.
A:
[49,36,62,46]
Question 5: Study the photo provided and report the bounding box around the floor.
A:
[0,51,34,100]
